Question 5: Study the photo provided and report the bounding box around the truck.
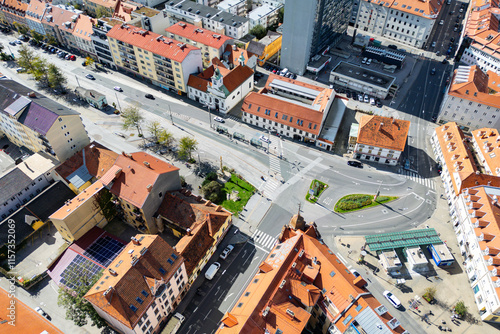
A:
[162,313,185,334]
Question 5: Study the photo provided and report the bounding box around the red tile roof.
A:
[471,128,500,175]
[217,217,404,334]
[224,44,256,67]
[73,14,96,41]
[0,286,64,333]
[188,64,253,94]
[448,66,500,109]
[357,115,410,151]
[105,152,179,208]
[107,24,200,63]
[166,21,232,49]
[85,235,183,329]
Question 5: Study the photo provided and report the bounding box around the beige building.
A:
[83,0,119,18]
[165,21,233,68]
[49,181,107,242]
[0,80,90,163]
[107,24,202,94]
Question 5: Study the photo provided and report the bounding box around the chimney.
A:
[186,228,192,235]
[103,286,114,302]
[146,184,153,192]
[131,236,140,245]
[391,117,395,124]
[143,161,151,168]
[206,213,214,236]
[108,268,118,276]
[378,122,384,131]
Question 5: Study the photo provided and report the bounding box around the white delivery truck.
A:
[162,313,185,334]
[205,262,221,280]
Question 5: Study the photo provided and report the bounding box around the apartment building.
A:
[355,0,442,48]
[83,0,119,18]
[353,115,410,165]
[165,21,233,68]
[217,214,407,333]
[460,1,500,74]
[188,62,254,113]
[85,235,189,334]
[0,153,58,221]
[155,189,232,286]
[241,74,337,146]
[42,5,83,51]
[25,0,50,35]
[0,0,27,29]
[73,14,97,57]
[92,17,122,69]
[437,65,500,132]
[222,44,258,69]
[472,128,500,177]
[217,0,247,16]
[107,24,202,94]
[248,4,281,29]
[0,80,90,163]
[163,0,250,39]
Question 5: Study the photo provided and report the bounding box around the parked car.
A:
[145,93,154,99]
[9,41,16,46]
[205,262,220,280]
[114,86,123,92]
[370,97,375,105]
[363,95,369,103]
[220,245,234,260]
[431,41,436,48]
[347,161,363,168]
[35,307,51,320]
[376,101,383,108]
[214,116,225,123]
[361,57,367,64]
[346,91,351,98]
[383,291,402,308]
[366,58,372,65]
[388,44,398,50]
[439,20,444,25]
[65,54,71,60]
[69,55,76,61]
[85,74,95,80]
[431,68,436,75]
[259,135,270,143]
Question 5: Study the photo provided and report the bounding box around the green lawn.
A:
[221,174,256,213]
[305,179,329,203]
[334,194,398,213]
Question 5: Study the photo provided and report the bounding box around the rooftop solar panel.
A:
[84,236,125,267]
[60,254,103,290]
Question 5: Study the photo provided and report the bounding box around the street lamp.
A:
[374,180,383,201]
[168,104,174,125]
[114,91,122,113]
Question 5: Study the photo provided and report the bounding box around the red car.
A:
[69,55,76,61]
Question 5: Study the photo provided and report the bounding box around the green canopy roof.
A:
[365,228,442,252]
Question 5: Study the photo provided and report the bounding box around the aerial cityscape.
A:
[1,0,500,333]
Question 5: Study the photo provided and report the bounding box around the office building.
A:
[281,0,352,75]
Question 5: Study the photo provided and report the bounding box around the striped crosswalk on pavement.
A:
[269,155,281,175]
[250,229,278,252]
[262,177,280,199]
[401,170,435,189]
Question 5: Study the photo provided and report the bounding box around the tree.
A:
[45,35,58,46]
[47,63,67,89]
[147,121,162,142]
[202,180,223,203]
[121,105,143,136]
[31,57,49,85]
[13,22,28,35]
[57,264,106,328]
[454,301,468,318]
[158,129,175,147]
[278,7,284,24]
[179,136,198,160]
[423,287,436,301]
[30,29,44,43]
[17,44,37,72]
[95,6,109,19]
[250,24,267,40]
[85,56,95,68]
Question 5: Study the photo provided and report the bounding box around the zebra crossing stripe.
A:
[261,234,273,248]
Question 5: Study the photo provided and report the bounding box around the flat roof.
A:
[248,4,279,20]
[269,78,320,100]
[365,228,443,252]
[430,243,454,261]
[406,246,428,265]
[165,0,249,26]
[332,62,396,89]
[318,98,346,143]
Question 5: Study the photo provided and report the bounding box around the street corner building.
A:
[353,115,410,165]
[217,213,408,334]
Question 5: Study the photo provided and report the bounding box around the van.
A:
[205,262,221,280]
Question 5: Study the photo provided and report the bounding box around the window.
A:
[136,297,143,304]
[159,267,166,274]
[141,290,149,297]
[129,305,138,312]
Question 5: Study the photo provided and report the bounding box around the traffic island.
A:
[333,194,398,213]
[305,179,329,203]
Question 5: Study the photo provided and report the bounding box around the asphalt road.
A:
[427,1,467,56]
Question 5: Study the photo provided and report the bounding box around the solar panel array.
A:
[84,236,125,267]
[60,254,103,290]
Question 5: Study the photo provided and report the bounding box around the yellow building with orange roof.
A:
[85,234,189,334]
[217,214,407,334]
[354,0,442,48]
[437,65,500,131]
[451,185,500,323]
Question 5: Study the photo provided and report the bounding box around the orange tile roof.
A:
[0,286,64,333]
[49,181,104,220]
[26,0,50,23]
[114,1,139,22]
[166,21,232,49]
[217,218,404,334]
[2,0,27,14]
[105,152,179,208]
[55,141,119,181]
[85,235,183,329]
[365,0,442,18]
[448,66,500,109]
[188,64,253,94]
[85,0,119,10]
[107,24,200,63]
[73,14,96,41]
[472,128,500,175]
[45,6,79,32]
[224,44,256,67]
[357,115,410,151]
[463,1,500,60]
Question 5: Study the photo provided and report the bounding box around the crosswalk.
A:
[250,229,278,252]
[401,170,435,189]
[262,177,280,199]
[269,155,281,175]
[226,115,240,122]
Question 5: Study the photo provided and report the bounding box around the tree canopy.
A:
[47,63,67,89]
[179,136,198,160]
[147,121,162,142]
[158,129,175,147]
[122,105,144,136]
[250,25,267,40]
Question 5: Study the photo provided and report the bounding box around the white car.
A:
[35,307,50,320]
[383,290,402,308]
[259,135,270,143]
[113,86,122,92]
[366,58,372,65]
[363,95,370,103]
[439,20,444,25]
[220,244,234,260]
[214,116,225,123]
[361,57,367,64]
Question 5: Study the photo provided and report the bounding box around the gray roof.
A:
[351,307,393,334]
[246,41,265,57]
[331,62,396,89]
[67,165,92,189]
[0,181,75,247]
[318,98,346,143]
[0,168,31,205]
[165,0,249,26]
[5,96,31,117]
